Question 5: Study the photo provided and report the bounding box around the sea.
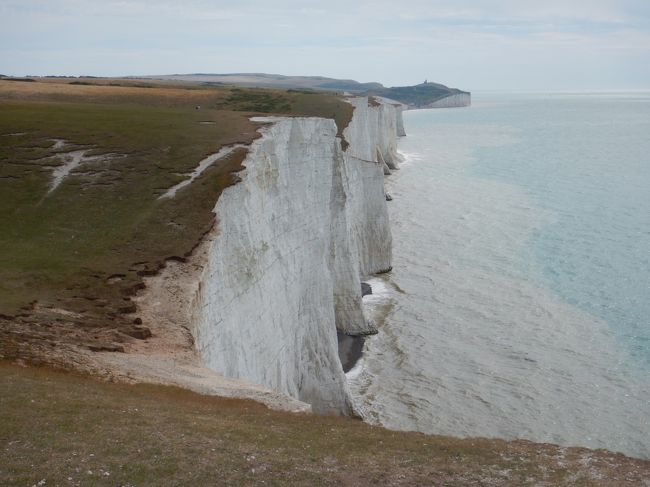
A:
[349,91,650,459]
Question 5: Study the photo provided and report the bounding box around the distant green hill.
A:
[148,73,384,92]
[366,82,469,107]
[147,74,469,107]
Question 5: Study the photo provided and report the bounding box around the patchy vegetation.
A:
[0,78,352,359]
[1,363,648,486]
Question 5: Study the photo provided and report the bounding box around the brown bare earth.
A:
[2,363,649,487]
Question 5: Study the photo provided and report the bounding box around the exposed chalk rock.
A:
[160,144,247,199]
[425,93,471,108]
[190,97,403,414]
[50,139,67,150]
[395,104,407,136]
[48,149,113,194]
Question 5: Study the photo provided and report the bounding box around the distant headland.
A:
[141,73,471,108]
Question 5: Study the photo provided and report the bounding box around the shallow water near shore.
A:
[350,92,650,459]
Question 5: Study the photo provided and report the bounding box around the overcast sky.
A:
[1,0,649,90]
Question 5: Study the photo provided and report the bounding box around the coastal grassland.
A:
[0,78,352,358]
[1,363,648,487]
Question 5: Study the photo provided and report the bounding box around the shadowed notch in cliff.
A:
[337,331,365,373]
[336,283,372,373]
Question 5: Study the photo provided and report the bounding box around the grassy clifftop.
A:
[0,78,352,359]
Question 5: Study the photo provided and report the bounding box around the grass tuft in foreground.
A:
[1,363,648,486]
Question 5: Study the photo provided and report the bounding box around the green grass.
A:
[0,100,249,315]
[0,79,352,352]
[224,89,292,112]
[2,363,647,486]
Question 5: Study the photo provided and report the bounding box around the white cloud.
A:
[0,0,649,89]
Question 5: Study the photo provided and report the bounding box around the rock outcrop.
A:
[189,97,403,414]
[424,93,471,108]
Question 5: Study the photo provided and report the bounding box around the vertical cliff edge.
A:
[189,97,403,414]
[424,92,471,108]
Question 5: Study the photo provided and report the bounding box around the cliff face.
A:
[425,93,471,108]
[190,97,402,414]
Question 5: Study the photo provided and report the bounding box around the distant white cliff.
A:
[189,97,403,414]
[424,93,471,108]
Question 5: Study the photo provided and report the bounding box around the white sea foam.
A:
[395,150,421,167]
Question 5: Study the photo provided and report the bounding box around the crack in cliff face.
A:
[150,97,406,414]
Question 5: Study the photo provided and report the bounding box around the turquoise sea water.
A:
[450,92,649,366]
[350,92,650,459]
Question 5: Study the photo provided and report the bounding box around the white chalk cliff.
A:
[189,97,403,414]
[425,93,471,108]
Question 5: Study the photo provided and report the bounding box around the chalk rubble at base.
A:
[96,352,312,413]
